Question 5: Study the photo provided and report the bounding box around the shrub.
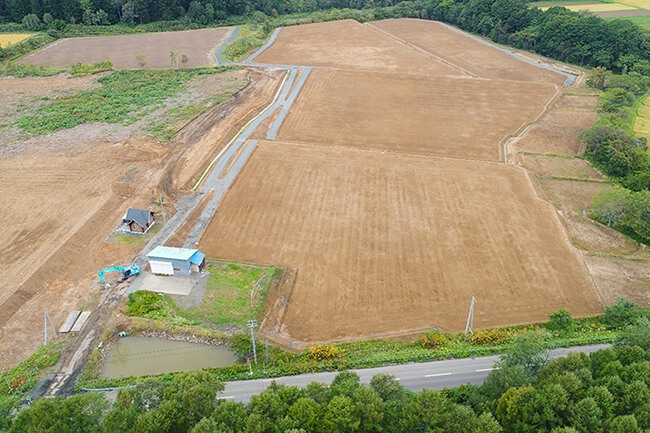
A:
[468,328,515,346]
[421,330,448,349]
[125,291,167,317]
[308,344,344,360]
[549,308,574,333]
[602,298,646,328]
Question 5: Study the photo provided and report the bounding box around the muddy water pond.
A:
[102,336,237,379]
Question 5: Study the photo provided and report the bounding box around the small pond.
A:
[102,336,237,379]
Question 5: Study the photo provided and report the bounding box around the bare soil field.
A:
[371,19,566,85]
[254,19,465,76]
[277,69,557,161]
[0,69,281,370]
[21,28,230,69]
[200,141,601,343]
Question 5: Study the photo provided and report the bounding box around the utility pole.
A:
[44,310,58,345]
[159,195,166,222]
[247,320,258,364]
[464,297,477,338]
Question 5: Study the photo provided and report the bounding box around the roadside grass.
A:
[16,67,230,135]
[78,314,621,391]
[0,343,62,397]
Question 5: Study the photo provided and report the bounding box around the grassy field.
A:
[222,25,272,62]
[0,343,61,397]
[632,94,650,135]
[0,33,31,48]
[16,68,229,135]
[605,14,650,30]
[181,261,280,326]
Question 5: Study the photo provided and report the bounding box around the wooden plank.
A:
[70,311,91,332]
[59,311,81,333]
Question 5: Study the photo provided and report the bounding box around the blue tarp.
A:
[190,251,206,266]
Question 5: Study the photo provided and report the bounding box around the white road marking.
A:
[476,368,495,372]
[425,372,453,378]
[395,378,400,381]
[218,396,235,399]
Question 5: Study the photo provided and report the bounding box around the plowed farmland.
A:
[200,141,602,343]
[254,19,465,76]
[371,19,566,85]
[21,28,230,69]
[278,69,558,161]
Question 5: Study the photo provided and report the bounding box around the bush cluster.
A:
[307,344,345,360]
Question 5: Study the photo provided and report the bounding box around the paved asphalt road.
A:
[220,344,610,402]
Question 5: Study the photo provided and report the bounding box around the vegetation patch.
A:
[16,67,229,135]
[0,343,61,397]
[78,301,649,390]
[222,24,273,62]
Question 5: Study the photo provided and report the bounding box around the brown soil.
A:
[255,19,465,76]
[0,68,279,370]
[538,178,610,211]
[199,141,601,344]
[371,19,566,85]
[585,252,650,305]
[278,69,557,162]
[165,191,214,248]
[21,28,231,69]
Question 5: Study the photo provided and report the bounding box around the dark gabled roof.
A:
[124,208,152,228]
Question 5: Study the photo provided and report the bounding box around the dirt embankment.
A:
[163,68,284,194]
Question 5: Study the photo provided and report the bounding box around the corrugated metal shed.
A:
[147,246,198,261]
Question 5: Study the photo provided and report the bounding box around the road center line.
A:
[425,372,453,378]
[475,368,495,372]
[218,396,235,399]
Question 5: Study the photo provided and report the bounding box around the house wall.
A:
[148,257,192,275]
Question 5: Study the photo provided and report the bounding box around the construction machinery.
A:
[98,264,141,285]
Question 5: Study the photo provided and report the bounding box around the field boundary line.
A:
[245,27,282,64]
[501,85,562,163]
[365,22,477,78]
[436,21,578,87]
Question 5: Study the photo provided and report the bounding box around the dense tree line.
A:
[0,0,647,73]
[2,301,650,433]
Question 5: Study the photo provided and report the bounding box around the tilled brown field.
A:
[278,69,558,161]
[21,28,230,69]
[255,19,465,76]
[371,19,566,85]
[200,141,602,343]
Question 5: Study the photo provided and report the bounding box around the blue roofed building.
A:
[146,246,206,276]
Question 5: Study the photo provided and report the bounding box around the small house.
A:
[146,246,206,276]
[122,208,154,234]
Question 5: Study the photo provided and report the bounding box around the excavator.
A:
[98,264,141,285]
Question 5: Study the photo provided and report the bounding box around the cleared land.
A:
[200,141,602,343]
[277,69,557,161]
[21,28,230,69]
[0,69,282,370]
[254,19,465,76]
[372,19,565,84]
[0,33,31,48]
